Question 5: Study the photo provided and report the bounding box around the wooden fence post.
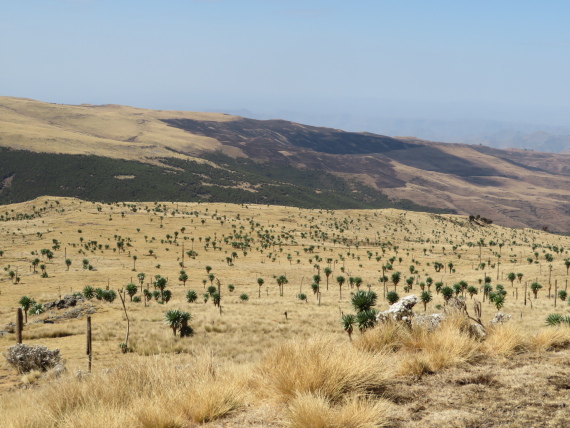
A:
[16,308,23,344]
[86,316,92,373]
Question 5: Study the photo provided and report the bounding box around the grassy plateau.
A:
[0,197,570,427]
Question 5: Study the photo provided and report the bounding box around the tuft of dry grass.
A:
[21,369,41,385]
[529,326,570,352]
[0,352,246,428]
[354,320,409,353]
[255,335,392,404]
[286,392,393,428]
[483,323,529,357]
[397,318,483,376]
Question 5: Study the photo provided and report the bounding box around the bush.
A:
[3,344,63,373]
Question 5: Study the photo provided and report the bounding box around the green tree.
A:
[435,282,443,294]
[137,272,146,288]
[83,285,95,300]
[490,293,505,311]
[530,282,542,299]
[386,291,399,305]
[179,270,188,286]
[18,296,35,323]
[336,275,346,299]
[353,276,363,290]
[125,283,138,301]
[356,309,377,332]
[323,267,332,290]
[164,309,191,336]
[391,271,401,291]
[507,272,516,287]
[162,289,172,304]
[297,293,308,303]
[340,314,356,341]
[239,293,249,302]
[186,290,198,303]
[65,258,72,271]
[441,286,454,303]
[154,275,168,301]
[211,292,221,307]
[351,290,377,313]
[420,290,432,312]
[276,275,288,297]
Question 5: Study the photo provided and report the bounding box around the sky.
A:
[2,0,570,128]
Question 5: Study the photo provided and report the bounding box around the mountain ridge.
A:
[1,96,569,231]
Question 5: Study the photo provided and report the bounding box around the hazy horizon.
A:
[2,1,570,143]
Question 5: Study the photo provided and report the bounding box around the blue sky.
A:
[2,0,570,126]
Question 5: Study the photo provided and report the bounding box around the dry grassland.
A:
[0,97,236,164]
[1,197,570,427]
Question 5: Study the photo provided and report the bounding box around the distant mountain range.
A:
[1,97,569,232]
[218,110,570,153]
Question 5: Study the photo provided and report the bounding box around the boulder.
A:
[43,294,84,311]
[413,313,444,330]
[468,322,487,340]
[376,295,418,324]
[490,312,511,325]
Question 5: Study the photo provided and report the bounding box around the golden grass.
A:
[23,326,78,340]
[0,96,235,164]
[397,319,484,376]
[483,323,529,356]
[0,353,246,428]
[255,335,392,404]
[286,392,393,428]
[354,320,409,353]
[1,197,570,425]
[529,325,570,352]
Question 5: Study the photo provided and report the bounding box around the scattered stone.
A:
[60,306,96,320]
[1,322,16,335]
[413,313,444,330]
[51,363,66,378]
[446,297,467,312]
[376,295,418,324]
[43,294,84,311]
[490,312,511,325]
[468,323,487,340]
[30,304,96,324]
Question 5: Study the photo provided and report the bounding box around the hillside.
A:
[1,97,570,231]
[1,197,570,427]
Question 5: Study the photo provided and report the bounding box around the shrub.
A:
[28,303,45,315]
[386,291,399,305]
[3,344,63,373]
[186,290,198,303]
[545,313,570,326]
